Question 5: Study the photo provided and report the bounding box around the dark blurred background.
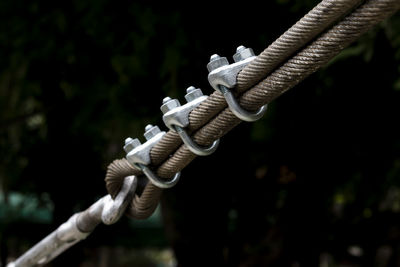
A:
[1,0,400,266]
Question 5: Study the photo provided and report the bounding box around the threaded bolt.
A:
[186,86,196,94]
[125,137,133,145]
[160,97,181,114]
[123,137,141,153]
[233,45,255,62]
[207,54,229,72]
[144,125,161,141]
[185,86,204,102]
[236,45,246,53]
[210,54,220,61]
[163,97,172,104]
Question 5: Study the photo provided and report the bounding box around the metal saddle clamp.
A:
[207,45,268,122]
[160,86,220,156]
[124,125,181,189]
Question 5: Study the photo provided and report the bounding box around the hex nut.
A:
[207,54,229,72]
[185,87,203,102]
[186,86,196,94]
[123,138,141,153]
[144,125,161,141]
[233,47,255,62]
[160,98,181,114]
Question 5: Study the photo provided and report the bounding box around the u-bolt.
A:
[207,46,268,122]
[135,163,180,189]
[124,125,181,189]
[219,84,268,122]
[174,125,219,156]
[161,87,220,156]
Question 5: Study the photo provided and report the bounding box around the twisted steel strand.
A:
[105,0,400,219]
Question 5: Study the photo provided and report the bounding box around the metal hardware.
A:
[207,46,268,122]
[161,87,220,156]
[136,163,181,189]
[125,125,165,166]
[219,85,268,122]
[174,125,219,156]
[207,48,255,91]
[125,125,181,188]
[8,176,137,267]
[10,214,89,267]
[233,45,255,62]
[101,176,137,224]
[123,137,141,154]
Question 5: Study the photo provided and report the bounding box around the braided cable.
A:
[106,0,400,219]
[236,0,363,92]
[105,159,139,198]
[147,0,362,164]
[106,0,359,202]
[121,0,363,218]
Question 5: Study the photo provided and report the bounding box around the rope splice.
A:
[8,176,137,267]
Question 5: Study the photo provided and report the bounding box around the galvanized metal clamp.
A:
[207,45,268,122]
[8,176,137,267]
[161,86,220,156]
[124,125,181,188]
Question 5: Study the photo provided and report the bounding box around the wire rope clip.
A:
[124,125,180,189]
[207,45,268,122]
[160,87,220,156]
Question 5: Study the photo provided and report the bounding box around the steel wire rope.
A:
[105,0,363,217]
[105,0,400,219]
[10,1,399,265]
